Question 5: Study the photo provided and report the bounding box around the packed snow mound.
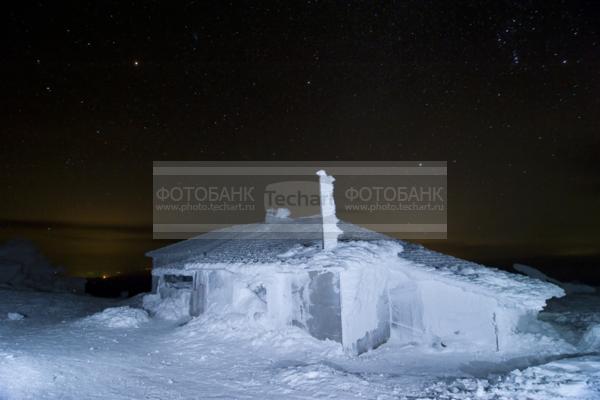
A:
[172,310,343,357]
[78,306,149,328]
[514,263,596,294]
[0,239,85,293]
[6,312,25,321]
[275,363,370,394]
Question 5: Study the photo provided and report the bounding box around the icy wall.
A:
[146,239,563,355]
[340,264,391,354]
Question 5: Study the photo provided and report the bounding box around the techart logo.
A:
[263,181,322,217]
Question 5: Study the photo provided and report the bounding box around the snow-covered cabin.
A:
[144,215,563,355]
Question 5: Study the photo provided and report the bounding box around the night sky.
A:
[2,2,599,280]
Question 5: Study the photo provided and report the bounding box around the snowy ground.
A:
[0,287,599,399]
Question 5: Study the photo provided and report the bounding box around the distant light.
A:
[101,274,109,279]
[133,60,140,67]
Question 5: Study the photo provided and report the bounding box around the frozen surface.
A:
[0,287,599,399]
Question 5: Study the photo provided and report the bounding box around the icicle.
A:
[316,170,342,250]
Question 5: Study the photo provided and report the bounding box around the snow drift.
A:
[0,239,85,293]
[78,306,150,328]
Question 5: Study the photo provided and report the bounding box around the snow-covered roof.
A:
[147,217,563,308]
[397,242,564,309]
[147,216,387,264]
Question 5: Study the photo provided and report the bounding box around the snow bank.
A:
[6,312,25,321]
[275,363,372,395]
[0,239,85,293]
[78,306,149,328]
[173,310,343,357]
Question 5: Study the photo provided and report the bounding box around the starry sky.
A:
[2,1,599,280]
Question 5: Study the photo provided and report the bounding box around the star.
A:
[133,60,140,67]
